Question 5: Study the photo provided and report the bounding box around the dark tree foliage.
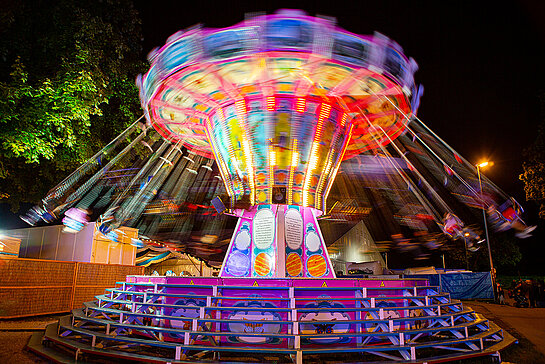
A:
[520,94,545,219]
[0,0,146,209]
[444,233,521,274]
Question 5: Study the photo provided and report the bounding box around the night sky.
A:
[132,0,545,272]
[2,1,545,272]
[134,0,545,198]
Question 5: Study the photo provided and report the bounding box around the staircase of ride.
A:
[28,276,511,363]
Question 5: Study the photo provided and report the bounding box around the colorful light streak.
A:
[268,147,276,202]
[235,99,256,204]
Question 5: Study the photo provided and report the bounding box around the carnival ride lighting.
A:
[217,107,241,195]
[340,113,347,127]
[291,151,299,167]
[267,96,275,111]
[319,103,331,122]
[26,9,535,284]
[296,97,305,113]
[323,124,354,209]
[204,121,233,198]
[15,24,538,364]
[316,136,339,208]
[269,147,276,202]
[269,149,276,167]
[236,99,256,204]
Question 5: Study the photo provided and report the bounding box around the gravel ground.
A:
[0,331,50,363]
[0,313,66,363]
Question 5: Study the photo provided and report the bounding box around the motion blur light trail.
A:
[22,9,534,268]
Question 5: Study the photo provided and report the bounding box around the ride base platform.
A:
[27,275,516,363]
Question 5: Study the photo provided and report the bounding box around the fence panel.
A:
[0,258,144,318]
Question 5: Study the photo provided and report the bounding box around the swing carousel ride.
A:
[24,10,527,363]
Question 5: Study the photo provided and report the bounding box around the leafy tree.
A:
[442,241,471,270]
[443,233,521,273]
[520,95,545,219]
[0,0,146,210]
[490,233,522,274]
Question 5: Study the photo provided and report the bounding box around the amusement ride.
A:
[24,9,531,363]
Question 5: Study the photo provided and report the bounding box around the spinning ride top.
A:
[138,9,419,278]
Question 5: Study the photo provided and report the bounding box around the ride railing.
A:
[53,279,504,363]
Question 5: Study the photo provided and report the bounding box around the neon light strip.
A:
[150,99,210,119]
[287,139,299,205]
[162,76,221,109]
[269,147,275,203]
[267,96,275,112]
[317,113,349,207]
[218,108,241,196]
[296,98,306,113]
[235,99,256,204]
[204,119,234,199]
[340,113,347,127]
[323,124,354,206]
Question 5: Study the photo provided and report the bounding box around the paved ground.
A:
[464,300,545,357]
[0,302,544,363]
[463,300,545,363]
[0,313,61,363]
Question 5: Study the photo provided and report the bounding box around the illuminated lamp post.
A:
[476,161,495,300]
[463,231,470,270]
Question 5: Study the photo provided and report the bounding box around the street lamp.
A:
[476,161,495,300]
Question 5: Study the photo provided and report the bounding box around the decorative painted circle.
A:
[305,229,321,252]
[286,253,303,277]
[225,251,250,277]
[254,252,272,276]
[168,299,201,338]
[227,302,282,344]
[234,229,251,250]
[307,254,327,277]
[257,191,267,203]
[293,192,301,204]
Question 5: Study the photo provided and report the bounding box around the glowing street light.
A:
[476,160,495,299]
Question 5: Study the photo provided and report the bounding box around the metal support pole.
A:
[477,165,496,300]
[463,237,469,271]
